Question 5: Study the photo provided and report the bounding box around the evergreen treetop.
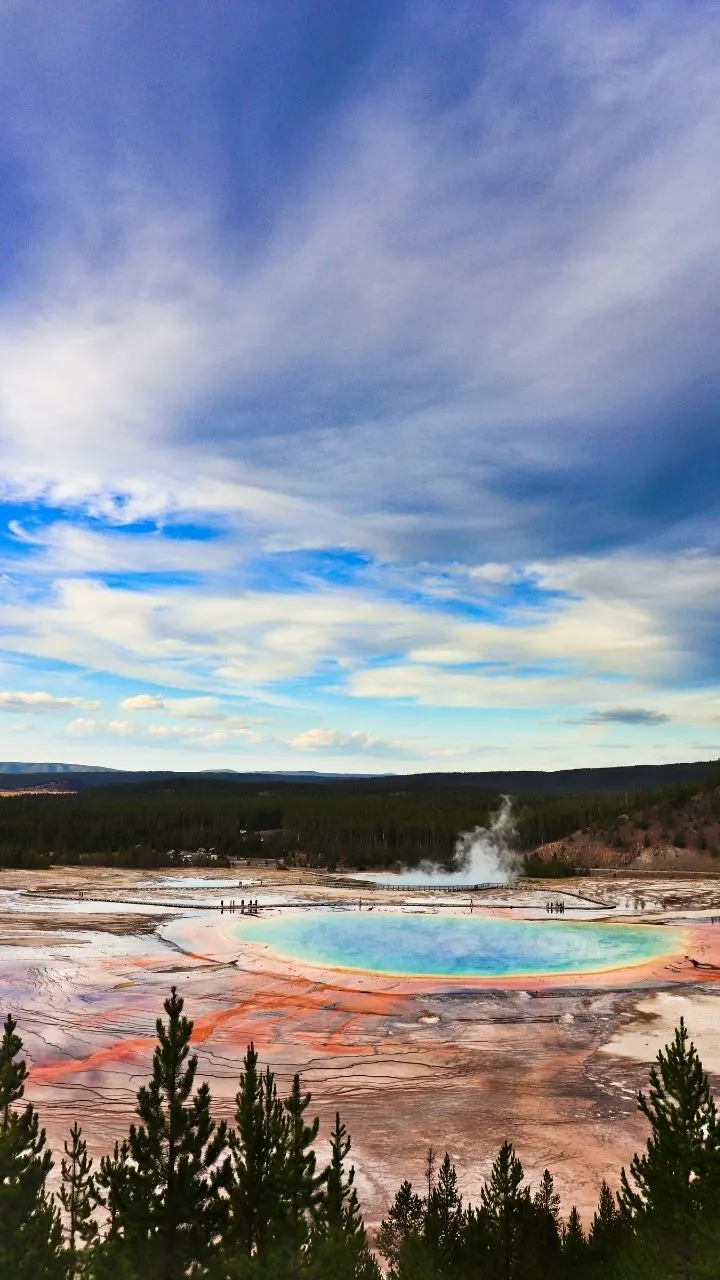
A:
[100,986,229,1279]
[0,1012,65,1280]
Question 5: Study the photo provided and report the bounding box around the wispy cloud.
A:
[120,694,165,711]
[0,1,719,769]
[290,728,387,753]
[0,690,100,713]
[66,717,99,736]
[583,709,671,726]
[0,3,718,561]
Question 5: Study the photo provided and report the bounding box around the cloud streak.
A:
[583,709,671,727]
[0,1,719,769]
[0,691,100,713]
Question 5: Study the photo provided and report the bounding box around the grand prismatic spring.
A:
[2,867,720,1222]
[205,912,682,980]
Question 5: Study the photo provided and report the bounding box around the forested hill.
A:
[0,761,719,871]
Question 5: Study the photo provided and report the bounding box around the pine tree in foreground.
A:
[476,1140,530,1280]
[619,1016,720,1276]
[59,1121,98,1274]
[424,1151,464,1275]
[530,1169,562,1277]
[376,1180,425,1278]
[6,991,720,1280]
[220,1046,291,1275]
[307,1112,380,1280]
[0,1012,66,1280]
[282,1073,325,1278]
[96,986,229,1280]
[321,1112,364,1240]
[560,1205,587,1279]
[587,1179,623,1276]
[93,1138,131,1244]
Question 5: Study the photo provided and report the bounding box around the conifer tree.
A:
[477,1141,530,1280]
[534,1169,560,1227]
[59,1121,98,1272]
[376,1180,425,1278]
[225,1047,290,1265]
[587,1180,623,1275]
[560,1206,586,1278]
[618,1017,720,1273]
[424,1152,464,1274]
[393,1235,437,1280]
[530,1169,562,1276]
[98,987,229,1280]
[282,1074,325,1276]
[307,1112,380,1280]
[93,1139,131,1242]
[321,1112,364,1240]
[0,1012,66,1280]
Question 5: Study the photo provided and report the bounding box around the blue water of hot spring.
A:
[230,911,680,979]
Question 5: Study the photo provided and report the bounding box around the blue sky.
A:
[0,0,719,772]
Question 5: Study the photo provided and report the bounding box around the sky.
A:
[0,0,719,774]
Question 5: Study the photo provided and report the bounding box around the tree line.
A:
[2,990,720,1278]
[2,771,718,871]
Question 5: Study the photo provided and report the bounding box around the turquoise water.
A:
[231,912,680,979]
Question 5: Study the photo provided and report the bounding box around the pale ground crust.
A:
[2,864,720,1226]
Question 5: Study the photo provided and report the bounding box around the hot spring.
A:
[228,912,681,980]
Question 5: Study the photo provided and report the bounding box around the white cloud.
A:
[0,550,717,720]
[6,521,236,576]
[165,697,223,720]
[290,728,385,752]
[145,722,263,746]
[0,690,100,713]
[0,1,718,570]
[0,3,719,773]
[120,693,165,711]
[107,719,135,735]
[290,728,342,750]
[66,717,97,735]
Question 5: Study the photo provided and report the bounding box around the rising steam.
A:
[362,796,520,887]
[449,795,519,885]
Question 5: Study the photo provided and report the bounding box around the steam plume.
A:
[366,796,520,886]
[450,795,519,885]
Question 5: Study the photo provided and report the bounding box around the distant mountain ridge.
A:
[0,759,717,794]
[0,762,117,774]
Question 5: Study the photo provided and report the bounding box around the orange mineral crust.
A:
[2,869,719,1223]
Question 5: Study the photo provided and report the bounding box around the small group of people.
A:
[546,899,566,914]
[221,898,260,915]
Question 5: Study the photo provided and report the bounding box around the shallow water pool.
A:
[229,911,681,979]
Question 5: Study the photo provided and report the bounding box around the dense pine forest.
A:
[2,989,719,1278]
[0,768,719,871]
